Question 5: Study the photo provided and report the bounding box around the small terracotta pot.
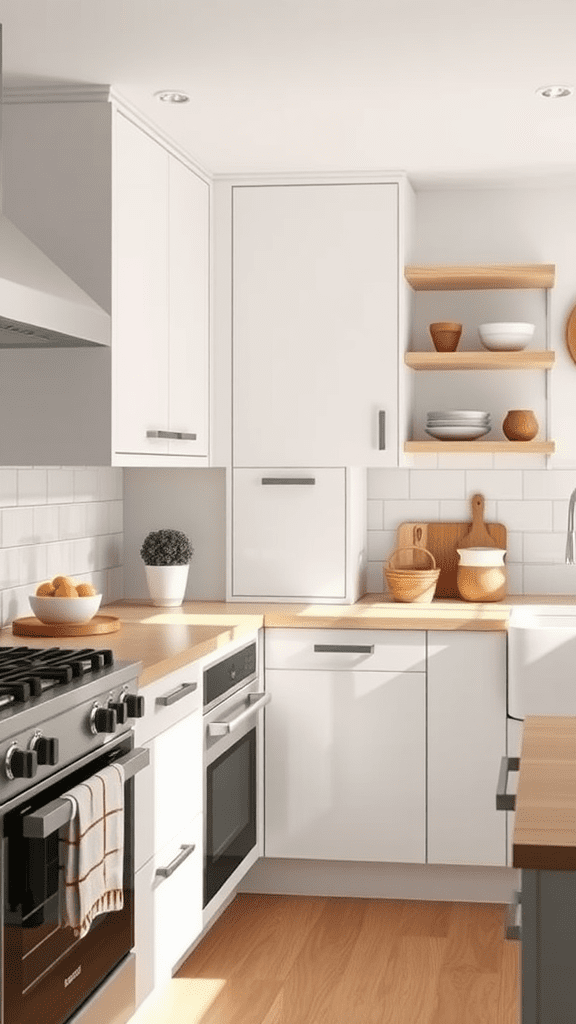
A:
[502,409,538,442]
[457,565,507,602]
[429,322,462,353]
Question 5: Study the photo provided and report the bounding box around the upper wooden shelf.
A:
[405,350,555,371]
[404,264,556,291]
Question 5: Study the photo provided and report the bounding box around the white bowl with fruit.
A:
[29,577,102,624]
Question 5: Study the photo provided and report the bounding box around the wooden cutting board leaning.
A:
[395,494,507,598]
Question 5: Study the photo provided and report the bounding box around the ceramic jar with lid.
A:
[456,547,507,602]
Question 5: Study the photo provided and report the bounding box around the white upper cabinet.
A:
[231,181,403,467]
[2,92,211,467]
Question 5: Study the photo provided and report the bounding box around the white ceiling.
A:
[1,0,576,186]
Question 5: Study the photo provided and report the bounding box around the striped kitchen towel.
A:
[59,763,125,938]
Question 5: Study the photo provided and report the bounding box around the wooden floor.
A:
[133,894,520,1024]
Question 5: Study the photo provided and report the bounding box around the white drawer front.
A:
[135,813,203,1008]
[135,711,202,872]
[265,627,426,672]
[136,661,201,746]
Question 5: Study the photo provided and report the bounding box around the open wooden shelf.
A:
[405,440,555,454]
[404,263,556,291]
[404,350,555,371]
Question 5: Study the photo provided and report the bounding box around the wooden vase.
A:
[429,322,462,353]
[502,409,538,442]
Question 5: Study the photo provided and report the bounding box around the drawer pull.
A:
[208,692,271,737]
[261,477,316,485]
[496,755,520,811]
[156,843,195,879]
[504,890,522,941]
[156,682,198,707]
[313,644,375,654]
[378,410,386,450]
[146,430,197,441]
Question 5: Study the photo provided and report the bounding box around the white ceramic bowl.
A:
[457,547,507,567]
[478,322,535,351]
[427,410,490,421]
[425,425,491,440]
[29,594,102,625]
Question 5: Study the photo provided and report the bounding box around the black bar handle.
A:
[378,410,386,450]
[313,644,375,654]
[261,477,316,485]
[496,755,520,811]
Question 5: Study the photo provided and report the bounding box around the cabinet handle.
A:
[504,890,522,941]
[378,411,386,450]
[155,843,195,879]
[208,692,271,736]
[313,644,375,654]
[146,430,197,441]
[261,477,316,485]
[156,682,198,707]
[496,755,520,811]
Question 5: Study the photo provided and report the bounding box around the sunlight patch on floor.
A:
[131,977,226,1024]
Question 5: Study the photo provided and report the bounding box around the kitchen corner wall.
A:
[366,464,576,595]
[0,467,123,628]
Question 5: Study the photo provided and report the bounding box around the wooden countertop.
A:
[2,593,575,688]
[513,716,576,871]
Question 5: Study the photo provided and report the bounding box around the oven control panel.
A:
[203,643,257,711]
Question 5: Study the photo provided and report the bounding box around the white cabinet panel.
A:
[232,468,346,599]
[265,627,426,672]
[427,631,507,867]
[135,663,201,748]
[265,668,426,863]
[232,182,399,467]
[135,711,202,872]
[135,813,203,1006]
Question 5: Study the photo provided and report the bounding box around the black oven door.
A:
[2,736,134,1024]
[204,727,256,908]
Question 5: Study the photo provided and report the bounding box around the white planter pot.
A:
[144,565,189,607]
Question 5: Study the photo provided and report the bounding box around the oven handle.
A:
[207,692,271,737]
[22,747,150,839]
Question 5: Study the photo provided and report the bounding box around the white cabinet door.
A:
[232,182,399,467]
[113,112,170,457]
[135,813,203,1007]
[232,468,346,599]
[427,631,507,867]
[265,667,426,862]
[135,711,202,872]
[168,157,210,459]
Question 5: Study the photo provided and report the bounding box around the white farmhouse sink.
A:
[508,605,576,719]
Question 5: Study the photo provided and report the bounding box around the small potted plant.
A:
[140,528,194,607]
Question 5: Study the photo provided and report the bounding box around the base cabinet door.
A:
[427,631,507,866]
[232,468,347,599]
[135,813,203,1007]
[265,667,426,862]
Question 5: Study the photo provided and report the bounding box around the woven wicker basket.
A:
[384,546,440,603]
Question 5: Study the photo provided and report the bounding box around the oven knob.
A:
[108,701,128,725]
[124,694,145,719]
[90,703,117,735]
[29,732,59,766]
[5,743,37,780]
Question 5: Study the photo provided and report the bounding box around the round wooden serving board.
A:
[12,615,121,638]
[566,303,576,365]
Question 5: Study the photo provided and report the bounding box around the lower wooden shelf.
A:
[405,440,555,454]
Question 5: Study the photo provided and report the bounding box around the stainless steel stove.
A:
[0,644,147,1024]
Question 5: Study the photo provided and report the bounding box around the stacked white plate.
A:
[426,410,491,441]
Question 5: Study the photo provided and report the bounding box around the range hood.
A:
[0,28,111,348]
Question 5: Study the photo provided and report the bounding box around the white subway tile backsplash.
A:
[0,470,17,508]
[18,469,47,506]
[506,564,523,595]
[524,564,576,595]
[45,541,74,579]
[108,501,124,535]
[47,469,74,504]
[33,504,60,544]
[439,499,497,522]
[409,470,465,500]
[383,500,440,530]
[505,532,523,563]
[465,470,523,501]
[367,500,383,530]
[58,503,87,541]
[523,532,566,564]
[438,454,493,469]
[497,500,553,532]
[404,454,438,469]
[107,567,124,603]
[367,530,396,562]
[523,470,576,500]
[73,469,100,503]
[366,562,385,594]
[553,499,572,533]
[18,545,47,587]
[2,507,35,547]
[367,469,410,500]
[85,502,110,537]
[492,454,547,470]
[99,468,122,501]
[0,548,19,590]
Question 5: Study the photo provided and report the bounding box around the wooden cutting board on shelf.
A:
[395,494,507,598]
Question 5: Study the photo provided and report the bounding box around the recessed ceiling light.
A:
[154,90,190,104]
[536,85,574,99]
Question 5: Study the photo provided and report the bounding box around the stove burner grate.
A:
[0,647,115,705]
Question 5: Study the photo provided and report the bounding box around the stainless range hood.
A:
[0,27,111,348]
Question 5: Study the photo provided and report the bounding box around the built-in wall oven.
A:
[203,640,269,918]
[0,645,147,1024]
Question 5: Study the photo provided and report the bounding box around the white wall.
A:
[122,469,226,601]
[366,183,576,595]
[0,466,123,626]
